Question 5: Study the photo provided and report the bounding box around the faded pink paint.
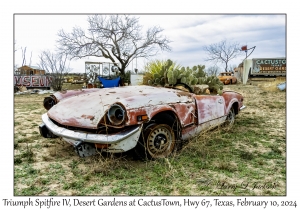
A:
[47,86,244,137]
[48,86,194,129]
[194,95,225,124]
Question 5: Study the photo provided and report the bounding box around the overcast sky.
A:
[14,14,286,73]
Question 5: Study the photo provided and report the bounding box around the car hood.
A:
[218,76,230,80]
[47,86,193,129]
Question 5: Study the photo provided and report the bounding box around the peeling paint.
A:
[47,85,244,132]
[41,85,245,155]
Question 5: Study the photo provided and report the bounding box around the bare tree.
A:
[38,50,72,91]
[15,46,32,67]
[228,64,237,73]
[57,15,171,84]
[203,39,242,72]
[206,65,221,76]
[21,47,27,67]
[14,44,32,91]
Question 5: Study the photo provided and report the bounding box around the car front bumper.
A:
[39,113,142,156]
[240,105,246,111]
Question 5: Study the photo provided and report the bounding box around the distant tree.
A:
[203,39,242,72]
[19,46,33,67]
[228,64,237,73]
[57,15,171,84]
[21,47,27,67]
[206,65,221,76]
[14,44,33,91]
[38,50,72,91]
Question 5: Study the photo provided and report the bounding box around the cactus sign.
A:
[251,58,286,76]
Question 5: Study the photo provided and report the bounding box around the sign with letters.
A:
[251,58,286,76]
[14,75,53,87]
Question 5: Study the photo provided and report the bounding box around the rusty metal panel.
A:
[171,103,195,126]
[194,95,225,124]
[47,86,244,131]
[48,86,195,129]
[52,88,101,102]
[222,91,243,114]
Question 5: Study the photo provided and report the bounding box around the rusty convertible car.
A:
[39,85,245,159]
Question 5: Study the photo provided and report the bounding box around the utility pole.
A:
[241,45,256,60]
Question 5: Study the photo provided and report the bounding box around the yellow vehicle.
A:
[218,72,237,85]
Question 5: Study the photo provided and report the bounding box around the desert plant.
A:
[198,75,224,94]
[144,60,224,94]
[165,64,206,87]
[143,59,181,86]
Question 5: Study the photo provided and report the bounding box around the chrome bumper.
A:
[41,113,142,144]
[239,105,246,111]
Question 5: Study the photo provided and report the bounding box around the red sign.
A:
[241,45,247,51]
[14,75,53,87]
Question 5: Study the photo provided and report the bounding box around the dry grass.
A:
[14,81,286,196]
[251,77,286,92]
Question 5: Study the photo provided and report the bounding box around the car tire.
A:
[225,107,235,126]
[134,114,179,160]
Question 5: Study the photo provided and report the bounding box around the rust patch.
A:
[63,117,80,126]
[169,104,176,109]
[81,115,95,120]
[177,91,192,97]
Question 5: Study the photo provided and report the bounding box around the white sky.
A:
[14,14,286,73]
[2,0,300,208]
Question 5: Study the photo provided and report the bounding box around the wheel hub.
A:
[154,135,166,148]
[147,125,175,158]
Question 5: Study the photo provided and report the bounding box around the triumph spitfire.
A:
[39,84,245,159]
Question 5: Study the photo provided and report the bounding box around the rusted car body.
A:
[218,72,237,85]
[39,85,245,159]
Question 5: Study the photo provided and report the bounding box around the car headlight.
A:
[43,96,56,110]
[107,104,126,125]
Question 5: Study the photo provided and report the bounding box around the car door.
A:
[194,95,226,129]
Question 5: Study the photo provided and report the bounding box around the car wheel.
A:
[225,107,235,126]
[135,123,176,160]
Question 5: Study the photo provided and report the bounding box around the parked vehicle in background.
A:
[218,72,237,85]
